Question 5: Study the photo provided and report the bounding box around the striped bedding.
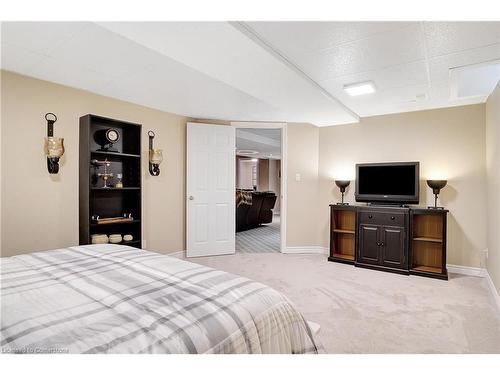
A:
[0,245,319,354]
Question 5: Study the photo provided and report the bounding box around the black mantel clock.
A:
[94,128,120,152]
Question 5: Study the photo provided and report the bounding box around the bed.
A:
[1,244,319,354]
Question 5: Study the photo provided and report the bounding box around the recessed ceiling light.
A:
[343,81,376,96]
[237,150,258,155]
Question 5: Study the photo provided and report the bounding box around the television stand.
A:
[328,204,448,280]
[367,202,410,208]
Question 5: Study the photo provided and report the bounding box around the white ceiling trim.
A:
[230,21,360,122]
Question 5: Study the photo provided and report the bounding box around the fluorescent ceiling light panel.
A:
[343,81,376,96]
[237,150,259,155]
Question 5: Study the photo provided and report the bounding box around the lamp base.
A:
[336,202,350,206]
[427,206,445,210]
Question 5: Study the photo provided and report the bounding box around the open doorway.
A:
[235,127,283,253]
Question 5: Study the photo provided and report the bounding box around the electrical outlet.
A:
[479,248,488,268]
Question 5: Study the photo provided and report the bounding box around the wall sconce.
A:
[148,131,163,176]
[43,113,64,174]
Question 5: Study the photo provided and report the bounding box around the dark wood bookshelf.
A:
[91,187,141,191]
[91,150,141,158]
[90,220,141,227]
[79,114,142,249]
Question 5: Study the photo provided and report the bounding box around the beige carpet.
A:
[182,252,500,353]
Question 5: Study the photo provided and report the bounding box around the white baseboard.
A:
[168,250,185,259]
[447,264,486,277]
[169,247,329,257]
[485,271,500,313]
[447,264,499,313]
[283,246,328,254]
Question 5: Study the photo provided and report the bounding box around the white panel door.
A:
[186,123,235,257]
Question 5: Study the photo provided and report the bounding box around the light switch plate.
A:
[295,173,301,182]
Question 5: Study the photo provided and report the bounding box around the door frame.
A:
[231,121,287,253]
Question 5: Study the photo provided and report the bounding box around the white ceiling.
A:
[1,21,499,126]
[246,21,500,117]
[236,129,281,160]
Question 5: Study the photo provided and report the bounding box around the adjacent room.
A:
[1,17,500,361]
[236,127,282,253]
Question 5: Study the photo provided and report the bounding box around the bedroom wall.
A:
[486,81,500,294]
[286,123,322,248]
[1,71,189,256]
[318,104,488,268]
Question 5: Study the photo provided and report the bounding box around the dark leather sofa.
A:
[236,191,277,232]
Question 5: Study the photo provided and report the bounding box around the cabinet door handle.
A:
[377,242,381,246]
[368,214,373,219]
[380,242,385,247]
[391,216,395,220]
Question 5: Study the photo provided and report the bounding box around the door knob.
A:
[188,196,194,200]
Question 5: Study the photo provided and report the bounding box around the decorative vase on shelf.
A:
[115,173,123,188]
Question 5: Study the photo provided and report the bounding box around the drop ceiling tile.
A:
[428,43,500,83]
[428,79,488,107]
[246,21,414,55]
[287,23,426,82]
[322,60,429,94]
[353,79,486,118]
[340,83,430,116]
[451,62,500,98]
[423,22,500,57]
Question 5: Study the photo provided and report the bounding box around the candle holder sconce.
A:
[44,113,65,174]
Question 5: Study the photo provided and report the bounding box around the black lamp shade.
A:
[335,180,350,192]
[426,179,447,209]
[426,179,447,194]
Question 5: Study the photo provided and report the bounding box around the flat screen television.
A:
[355,162,420,204]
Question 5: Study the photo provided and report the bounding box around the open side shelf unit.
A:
[328,205,356,264]
[79,114,142,249]
[409,208,448,279]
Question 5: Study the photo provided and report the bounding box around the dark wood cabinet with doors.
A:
[356,206,409,274]
[329,204,447,279]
